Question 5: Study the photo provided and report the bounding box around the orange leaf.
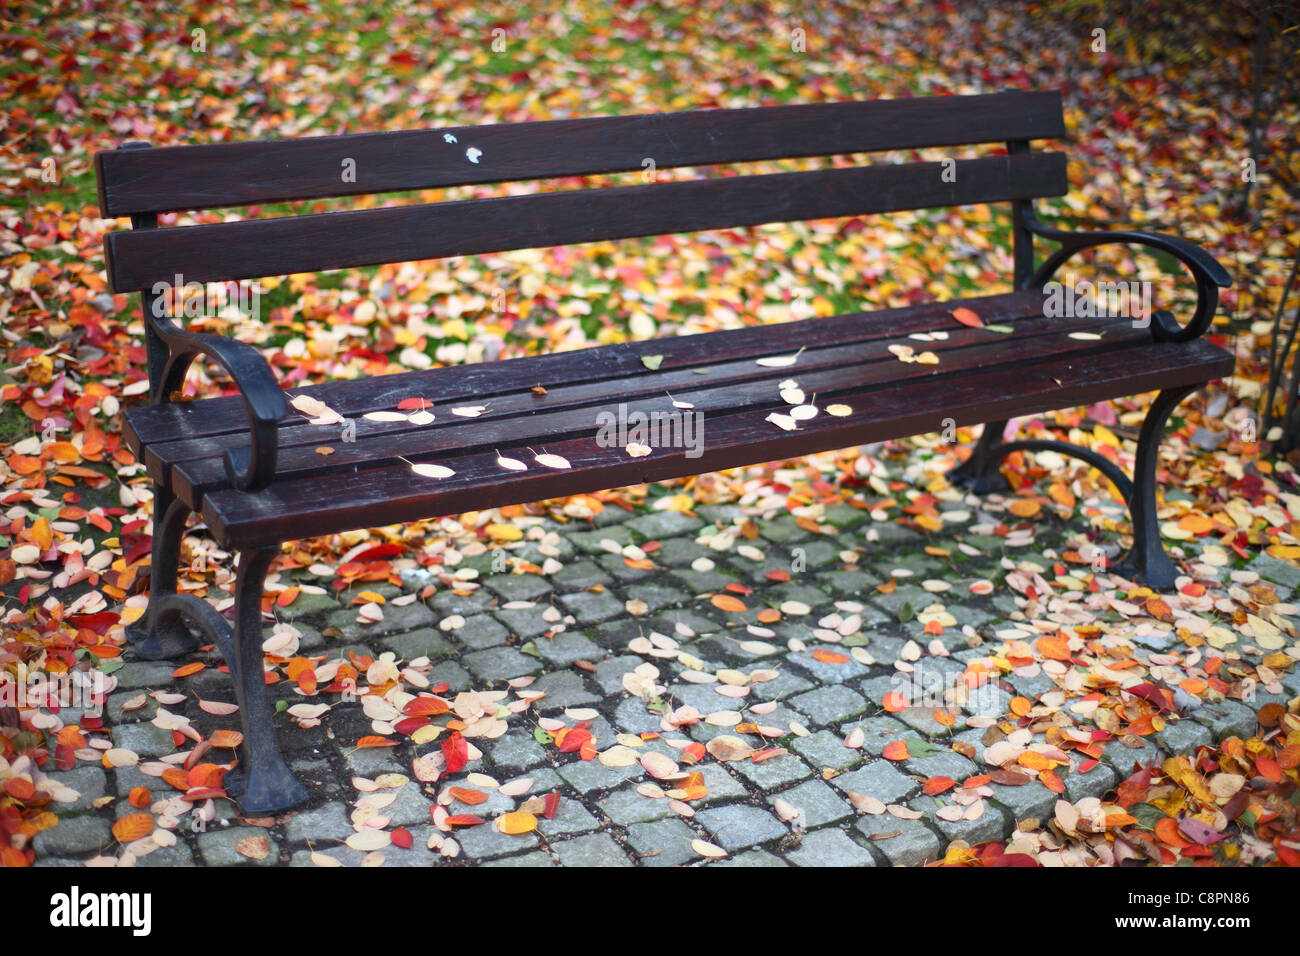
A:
[933,709,956,728]
[444,814,486,828]
[1035,634,1072,662]
[162,767,191,791]
[4,778,35,801]
[111,812,155,843]
[1018,751,1052,771]
[923,776,956,795]
[30,517,53,551]
[756,608,781,623]
[711,594,747,613]
[951,307,983,328]
[171,662,205,678]
[1008,498,1042,518]
[1039,769,1065,794]
[449,786,488,805]
[209,730,243,749]
[404,696,451,717]
[1009,695,1032,716]
[811,649,850,664]
[127,786,152,809]
[276,586,300,608]
[1255,756,1283,783]
[356,735,398,749]
[882,691,908,712]
[1155,816,1191,847]
[882,741,909,761]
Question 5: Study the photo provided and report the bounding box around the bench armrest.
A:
[1022,209,1231,343]
[150,322,287,491]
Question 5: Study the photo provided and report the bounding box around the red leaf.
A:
[442,732,468,774]
[390,827,413,849]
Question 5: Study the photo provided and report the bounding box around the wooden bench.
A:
[95,90,1233,813]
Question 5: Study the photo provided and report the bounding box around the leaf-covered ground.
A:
[1,0,1298,867]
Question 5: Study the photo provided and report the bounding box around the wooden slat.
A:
[202,338,1234,549]
[104,153,1067,293]
[124,292,1045,455]
[95,91,1065,217]
[172,315,1150,507]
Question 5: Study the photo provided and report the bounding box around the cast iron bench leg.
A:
[950,386,1201,591]
[125,487,202,660]
[219,546,309,814]
[1109,384,1199,590]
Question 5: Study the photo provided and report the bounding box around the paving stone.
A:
[853,814,941,866]
[986,780,1057,826]
[451,615,510,650]
[791,730,866,770]
[284,802,354,844]
[787,648,871,682]
[136,842,195,866]
[1061,761,1118,802]
[788,685,869,726]
[755,515,812,545]
[288,846,365,867]
[484,573,554,603]
[592,655,643,695]
[429,588,496,617]
[47,766,106,811]
[653,537,714,568]
[626,510,704,539]
[566,526,634,554]
[378,628,453,661]
[769,778,854,828]
[551,831,632,866]
[492,606,556,641]
[1156,717,1214,755]
[695,804,788,851]
[837,716,914,757]
[531,631,604,667]
[903,747,978,781]
[1192,698,1258,741]
[275,591,340,621]
[827,759,917,804]
[714,848,790,867]
[328,601,436,635]
[426,660,473,691]
[751,669,816,701]
[538,796,600,837]
[455,821,539,859]
[551,560,614,591]
[613,696,663,734]
[462,646,543,682]
[111,720,177,757]
[785,827,876,866]
[695,762,748,802]
[623,583,689,615]
[558,590,625,625]
[1100,737,1164,774]
[601,786,674,826]
[481,850,557,867]
[344,747,404,777]
[911,795,1008,845]
[528,669,600,710]
[597,552,658,584]
[385,782,436,826]
[197,826,280,866]
[113,661,180,691]
[33,815,112,857]
[1252,554,1300,591]
[558,758,642,794]
[626,817,698,866]
[728,753,813,789]
[894,706,963,737]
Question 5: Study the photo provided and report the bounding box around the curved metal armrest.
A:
[1023,209,1231,343]
[150,324,287,491]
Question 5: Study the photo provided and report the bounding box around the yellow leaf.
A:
[496,811,538,835]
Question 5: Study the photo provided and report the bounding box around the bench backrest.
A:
[97,91,1066,295]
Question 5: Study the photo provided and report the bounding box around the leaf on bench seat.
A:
[495,452,527,472]
[951,307,984,328]
[826,404,852,417]
[533,452,571,470]
[756,346,805,368]
[408,461,455,479]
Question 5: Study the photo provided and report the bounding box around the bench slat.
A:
[173,314,1149,507]
[124,292,1046,456]
[202,337,1233,548]
[96,91,1065,217]
[103,153,1067,293]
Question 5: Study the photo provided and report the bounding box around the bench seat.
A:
[123,289,1232,549]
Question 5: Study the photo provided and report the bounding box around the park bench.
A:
[95,90,1233,813]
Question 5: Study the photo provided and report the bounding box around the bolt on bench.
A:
[95,90,1233,812]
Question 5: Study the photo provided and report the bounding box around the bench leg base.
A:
[949,386,1200,591]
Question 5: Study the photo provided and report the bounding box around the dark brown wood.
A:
[103,153,1067,293]
[95,91,1065,217]
[170,316,1150,507]
[202,338,1234,549]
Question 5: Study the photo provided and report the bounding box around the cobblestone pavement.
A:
[30,485,1300,867]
